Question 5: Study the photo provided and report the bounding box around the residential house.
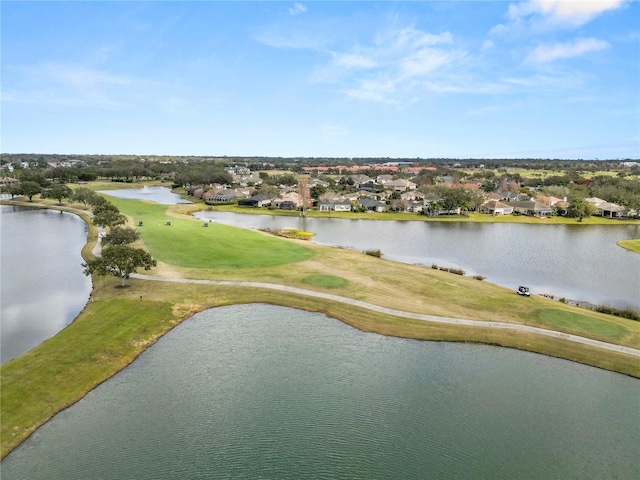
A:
[358,198,388,212]
[233,173,262,186]
[205,188,249,203]
[406,201,425,213]
[317,200,352,212]
[376,174,395,184]
[390,199,424,213]
[360,181,384,193]
[421,195,462,215]
[400,190,422,202]
[348,174,373,188]
[480,200,514,215]
[584,197,627,217]
[596,202,626,218]
[237,194,272,207]
[273,192,303,210]
[509,201,553,216]
[387,179,417,192]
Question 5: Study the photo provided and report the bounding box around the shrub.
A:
[448,268,466,276]
[364,249,382,258]
[473,275,486,281]
[594,305,640,322]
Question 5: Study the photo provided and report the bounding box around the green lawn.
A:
[618,239,640,254]
[207,204,640,225]
[105,197,314,268]
[534,308,630,340]
[3,194,640,460]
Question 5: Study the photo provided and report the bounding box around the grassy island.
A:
[1,192,639,459]
[618,239,640,254]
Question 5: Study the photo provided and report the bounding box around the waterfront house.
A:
[509,200,553,216]
[318,199,352,212]
[238,194,272,207]
[585,197,627,217]
[481,200,514,215]
[358,198,388,212]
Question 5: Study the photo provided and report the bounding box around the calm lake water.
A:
[2,304,638,479]
[100,186,640,308]
[99,186,192,204]
[0,205,92,364]
[195,211,640,309]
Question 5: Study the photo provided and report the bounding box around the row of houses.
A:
[189,180,631,218]
[231,191,632,218]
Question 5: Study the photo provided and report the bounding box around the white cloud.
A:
[527,37,609,62]
[15,62,132,87]
[399,48,462,79]
[289,3,307,16]
[495,0,626,32]
[344,78,397,104]
[332,53,377,69]
[331,27,462,103]
[528,0,624,26]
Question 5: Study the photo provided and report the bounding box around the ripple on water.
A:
[2,305,639,479]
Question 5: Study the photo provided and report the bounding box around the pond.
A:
[87,186,640,308]
[2,304,638,479]
[0,206,92,364]
[98,186,191,204]
[195,211,640,309]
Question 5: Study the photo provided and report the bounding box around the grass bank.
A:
[3,277,639,459]
[204,204,640,225]
[618,239,640,254]
[2,194,639,459]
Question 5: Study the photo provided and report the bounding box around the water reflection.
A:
[98,186,192,204]
[195,211,640,309]
[2,305,638,479]
[0,206,92,363]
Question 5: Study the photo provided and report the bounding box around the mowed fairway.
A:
[104,195,640,352]
[2,194,640,459]
[105,196,314,268]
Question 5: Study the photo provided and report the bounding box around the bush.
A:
[594,305,640,322]
[364,249,382,258]
[448,268,466,276]
[473,275,486,281]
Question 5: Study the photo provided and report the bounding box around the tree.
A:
[440,188,470,213]
[20,181,43,202]
[258,185,281,199]
[43,183,73,204]
[82,245,157,287]
[566,198,597,221]
[93,202,126,228]
[102,226,140,246]
[7,183,23,199]
[310,184,327,200]
[72,187,97,205]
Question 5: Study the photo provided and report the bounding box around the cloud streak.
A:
[289,3,307,16]
[527,37,609,62]
[492,0,626,34]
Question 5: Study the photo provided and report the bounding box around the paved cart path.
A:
[131,274,640,358]
[3,200,638,358]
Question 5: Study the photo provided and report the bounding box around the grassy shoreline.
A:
[2,196,639,459]
[194,202,640,225]
[618,239,640,254]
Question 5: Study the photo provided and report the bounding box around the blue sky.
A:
[2,1,639,159]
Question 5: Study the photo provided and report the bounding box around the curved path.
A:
[131,274,640,358]
[6,200,636,357]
